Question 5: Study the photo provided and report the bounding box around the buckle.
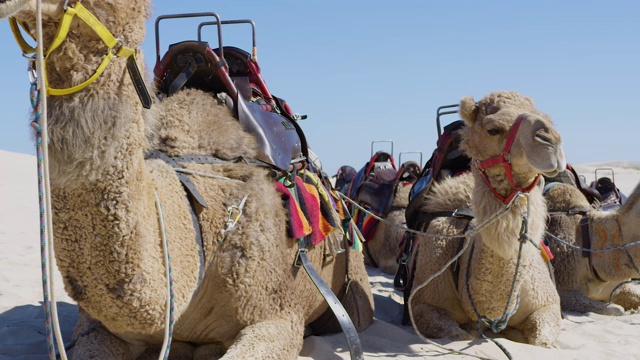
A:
[293,247,308,268]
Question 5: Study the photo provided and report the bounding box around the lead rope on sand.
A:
[339,192,527,359]
[154,192,176,360]
[30,0,67,358]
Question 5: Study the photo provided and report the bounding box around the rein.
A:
[10,1,150,107]
[475,115,542,204]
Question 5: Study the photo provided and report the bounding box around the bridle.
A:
[9,0,149,107]
[474,115,542,205]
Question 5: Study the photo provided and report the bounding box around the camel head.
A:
[459,91,566,200]
[0,0,151,48]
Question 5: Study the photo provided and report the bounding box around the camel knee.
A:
[611,283,640,312]
[411,304,472,341]
[521,305,561,347]
[222,318,305,360]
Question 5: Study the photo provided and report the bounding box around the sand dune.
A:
[2,149,640,359]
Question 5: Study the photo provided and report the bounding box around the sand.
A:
[1,149,639,360]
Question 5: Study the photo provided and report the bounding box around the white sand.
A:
[2,149,640,359]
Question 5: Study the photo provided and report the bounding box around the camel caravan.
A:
[338,143,422,274]
[2,0,640,359]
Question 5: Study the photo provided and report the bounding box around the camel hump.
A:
[406,119,471,229]
[154,40,306,171]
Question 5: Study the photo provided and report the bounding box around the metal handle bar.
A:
[155,12,224,65]
[399,151,423,166]
[197,19,257,61]
[371,140,394,158]
[436,104,460,136]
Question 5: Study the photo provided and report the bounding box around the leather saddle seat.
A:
[153,41,306,171]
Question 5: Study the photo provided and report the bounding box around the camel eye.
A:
[487,128,503,136]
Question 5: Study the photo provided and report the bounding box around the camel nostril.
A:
[535,134,553,145]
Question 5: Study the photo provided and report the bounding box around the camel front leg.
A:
[69,307,134,360]
[411,303,473,341]
[611,282,640,312]
[221,317,305,360]
[520,304,561,347]
[559,290,624,315]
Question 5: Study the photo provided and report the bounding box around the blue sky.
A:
[0,1,638,175]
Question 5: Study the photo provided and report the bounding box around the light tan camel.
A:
[408,91,565,346]
[1,1,373,359]
[363,162,421,274]
[545,181,640,315]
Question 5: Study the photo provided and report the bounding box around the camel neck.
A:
[36,28,153,188]
[470,170,546,260]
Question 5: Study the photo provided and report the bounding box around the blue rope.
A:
[545,231,640,252]
[31,82,56,360]
[463,215,530,360]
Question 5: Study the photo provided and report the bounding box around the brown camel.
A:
[363,161,421,274]
[408,91,565,346]
[545,181,640,315]
[0,1,373,359]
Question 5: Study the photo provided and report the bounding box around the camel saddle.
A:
[154,41,307,171]
[346,151,398,217]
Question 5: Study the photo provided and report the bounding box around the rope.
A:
[154,192,175,360]
[339,194,462,238]
[173,168,245,184]
[31,86,55,359]
[30,1,68,357]
[545,231,640,253]
[396,193,527,359]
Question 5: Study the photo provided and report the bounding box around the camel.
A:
[361,161,421,274]
[407,91,565,346]
[0,1,373,359]
[544,181,640,315]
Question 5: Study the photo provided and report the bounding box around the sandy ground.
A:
[2,149,640,360]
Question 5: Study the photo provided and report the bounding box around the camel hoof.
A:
[601,303,625,316]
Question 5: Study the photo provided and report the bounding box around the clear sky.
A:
[0,1,638,176]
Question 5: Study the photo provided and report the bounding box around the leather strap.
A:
[146,151,208,208]
[295,244,363,360]
[580,214,591,258]
[126,56,152,109]
[145,150,206,290]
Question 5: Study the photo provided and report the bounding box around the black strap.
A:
[146,150,208,208]
[145,150,206,289]
[126,56,152,109]
[308,235,353,335]
[295,242,363,360]
[580,214,591,258]
[168,55,198,96]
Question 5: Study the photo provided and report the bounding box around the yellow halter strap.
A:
[9,2,137,96]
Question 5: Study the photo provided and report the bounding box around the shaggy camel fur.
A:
[408,91,565,346]
[2,1,373,358]
[363,182,412,274]
[545,182,640,315]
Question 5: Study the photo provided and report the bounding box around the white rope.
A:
[173,168,245,184]
[342,190,525,359]
[155,192,174,359]
[34,0,67,358]
[406,193,527,360]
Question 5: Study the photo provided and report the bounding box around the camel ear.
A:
[459,96,477,125]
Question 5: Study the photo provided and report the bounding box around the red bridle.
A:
[474,115,542,205]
